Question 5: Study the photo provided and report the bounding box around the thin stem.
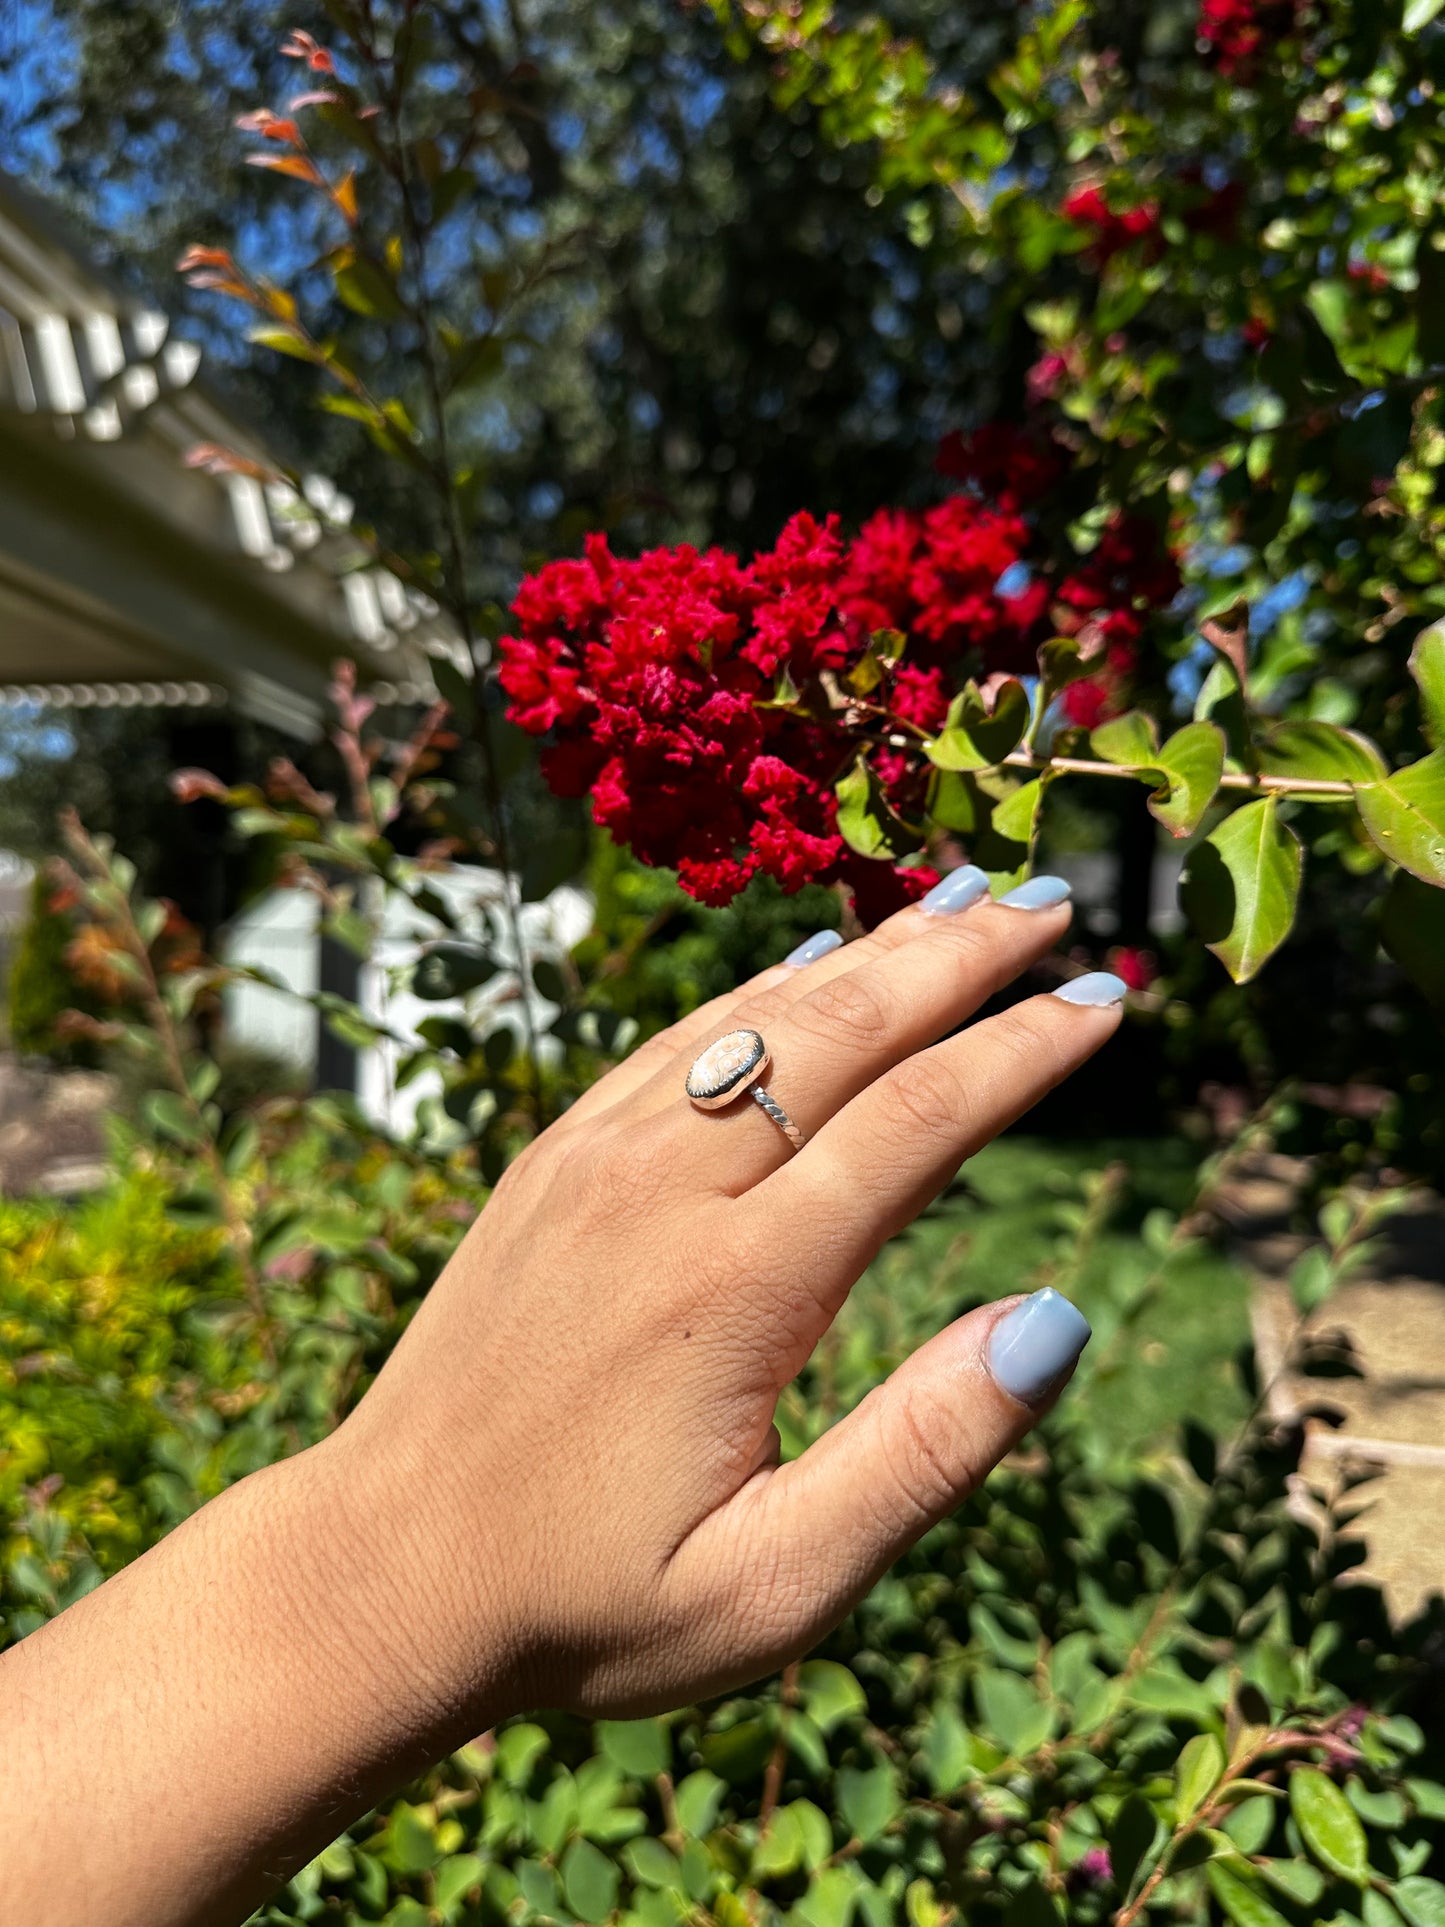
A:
[1000,750,1355,796]
[380,45,550,1131]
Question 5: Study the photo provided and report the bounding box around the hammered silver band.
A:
[750,1083,807,1151]
[685,1026,805,1154]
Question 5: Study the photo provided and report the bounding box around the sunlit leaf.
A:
[1356,751,1445,885]
[1258,721,1386,785]
[1410,622,1445,749]
[836,754,924,859]
[1207,1862,1292,1927]
[1150,722,1225,838]
[926,678,1031,770]
[1290,1766,1369,1885]
[1175,1732,1225,1820]
[1180,796,1302,982]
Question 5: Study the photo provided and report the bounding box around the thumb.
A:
[693,1291,1090,1671]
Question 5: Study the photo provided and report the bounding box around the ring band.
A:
[749,1084,807,1151]
[685,1027,806,1153]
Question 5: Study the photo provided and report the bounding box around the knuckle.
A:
[794,969,895,1049]
[879,1383,961,1528]
[991,1004,1059,1075]
[881,1054,971,1144]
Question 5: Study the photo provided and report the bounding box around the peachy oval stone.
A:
[686,1027,768,1103]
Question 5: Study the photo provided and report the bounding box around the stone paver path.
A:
[1220,1156,1445,1625]
[0,1052,112,1197]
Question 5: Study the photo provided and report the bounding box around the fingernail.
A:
[988,1288,1091,1404]
[997,875,1071,911]
[920,864,990,916]
[1053,971,1128,1007]
[783,929,844,968]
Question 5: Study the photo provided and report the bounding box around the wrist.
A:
[300,1418,521,1753]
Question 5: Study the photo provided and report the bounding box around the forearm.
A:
[0,1439,503,1927]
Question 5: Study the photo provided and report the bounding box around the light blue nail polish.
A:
[783,929,845,968]
[1053,971,1128,1008]
[988,1288,1092,1403]
[997,875,1071,911]
[920,864,990,916]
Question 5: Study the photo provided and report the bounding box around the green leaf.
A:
[624,1837,682,1889]
[414,942,500,1000]
[700,1717,774,1785]
[1290,1766,1369,1885]
[597,1719,670,1779]
[495,1722,550,1787]
[1110,1793,1161,1899]
[1258,1858,1324,1906]
[796,1867,859,1927]
[926,678,1031,770]
[798,1660,867,1734]
[333,253,407,320]
[974,1669,1055,1757]
[1090,710,1160,769]
[431,655,477,728]
[1175,1732,1226,1820]
[141,1089,205,1146]
[1207,1863,1292,1927]
[835,755,924,860]
[386,1802,440,1874]
[562,1837,621,1923]
[921,1701,975,1795]
[837,1764,900,1844]
[1356,752,1445,884]
[517,1859,561,1915]
[1150,722,1226,838]
[435,1854,486,1916]
[248,324,320,363]
[1347,1778,1409,1829]
[1288,1245,1335,1314]
[674,1771,725,1839]
[1223,1795,1277,1855]
[991,777,1043,846]
[1410,623,1445,749]
[1036,633,1098,711]
[1364,1891,1407,1927]
[1258,721,1387,785]
[1397,1875,1445,1927]
[1405,0,1445,30]
[1180,796,1303,982]
[753,1805,804,1878]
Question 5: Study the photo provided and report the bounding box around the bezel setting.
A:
[685,1028,770,1110]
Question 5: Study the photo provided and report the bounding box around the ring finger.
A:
[622,870,1077,1192]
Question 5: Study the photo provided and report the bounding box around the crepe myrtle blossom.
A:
[500,427,1178,924]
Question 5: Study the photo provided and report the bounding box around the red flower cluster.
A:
[1061,185,1161,265]
[500,428,1176,921]
[1055,515,1180,728]
[1197,0,1297,77]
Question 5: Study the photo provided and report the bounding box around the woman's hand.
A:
[344,868,1116,1722]
[1,870,1124,1927]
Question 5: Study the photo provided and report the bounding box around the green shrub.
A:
[0,1108,482,1645]
[5,1130,1442,1926]
[5,868,99,1064]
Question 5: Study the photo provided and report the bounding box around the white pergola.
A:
[0,170,463,737]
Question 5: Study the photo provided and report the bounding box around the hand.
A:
[1,867,1125,1927]
[333,868,1120,1720]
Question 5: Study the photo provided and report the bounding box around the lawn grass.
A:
[779,1135,1253,1471]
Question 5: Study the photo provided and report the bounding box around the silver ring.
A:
[685,1027,806,1152]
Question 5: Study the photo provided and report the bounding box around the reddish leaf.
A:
[246,152,326,186]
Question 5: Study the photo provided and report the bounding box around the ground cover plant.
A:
[6,1095,1445,1926]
